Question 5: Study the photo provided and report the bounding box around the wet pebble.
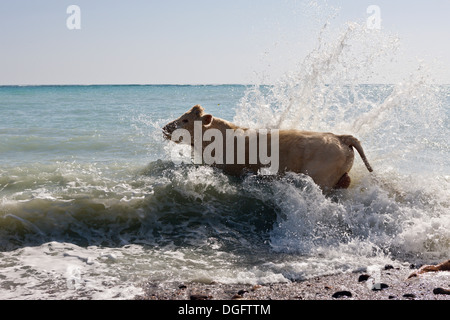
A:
[372,283,389,291]
[358,274,370,282]
[190,294,211,300]
[332,291,352,299]
[433,288,450,295]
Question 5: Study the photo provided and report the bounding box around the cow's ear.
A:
[192,105,204,116]
[203,114,213,126]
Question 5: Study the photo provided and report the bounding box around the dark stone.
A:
[384,264,394,270]
[388,295,396,299]
[403,293,416,299]
[372,283,389,291]
[190,294,211,300]
[332,291,352,299]
[178,284,187,289]
[433,288,450,295]
[358,274,370,282]
[238,289,249,295]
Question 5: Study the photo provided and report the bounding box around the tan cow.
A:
[162,105,373,191]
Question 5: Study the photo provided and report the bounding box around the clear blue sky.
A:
[0,0,449,85]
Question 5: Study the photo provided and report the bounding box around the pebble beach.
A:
[138,264,450,300]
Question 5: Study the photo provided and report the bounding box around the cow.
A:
[162,105,373,192]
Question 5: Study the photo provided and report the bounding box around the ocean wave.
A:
[1,159,448,263]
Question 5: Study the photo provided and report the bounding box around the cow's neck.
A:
[208,117,240,132]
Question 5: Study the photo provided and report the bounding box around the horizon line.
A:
[2,82,443,87]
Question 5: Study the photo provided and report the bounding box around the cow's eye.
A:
[182,119,189,123]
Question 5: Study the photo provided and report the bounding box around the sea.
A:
[0,22,449,300]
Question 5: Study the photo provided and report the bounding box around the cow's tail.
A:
[339,135,373,173]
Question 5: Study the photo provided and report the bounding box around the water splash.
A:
[234,20,401,131]
[233,5,449,265]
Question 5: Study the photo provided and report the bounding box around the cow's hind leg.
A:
[334,173,351,189]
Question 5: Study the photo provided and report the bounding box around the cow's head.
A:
[162,105,213,144]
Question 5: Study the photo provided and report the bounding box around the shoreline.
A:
[137,265,450,300]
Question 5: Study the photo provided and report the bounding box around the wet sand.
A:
[137,264,450,300]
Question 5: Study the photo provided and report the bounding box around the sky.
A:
[0,0,449,85]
